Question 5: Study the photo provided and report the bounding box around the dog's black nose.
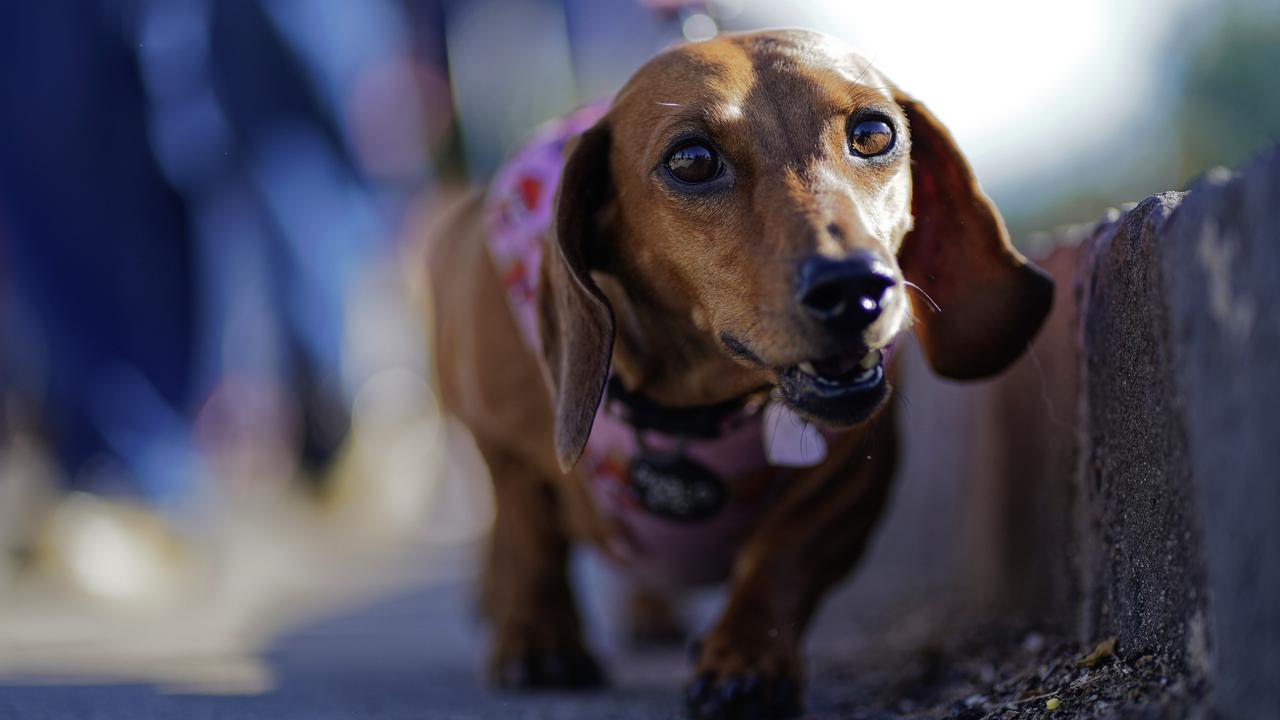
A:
[796,251,896,330]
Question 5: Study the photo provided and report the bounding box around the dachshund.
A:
[426,28,1052,720]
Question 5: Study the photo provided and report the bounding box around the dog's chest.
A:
[576,400,817,587]
[485,103,831,588]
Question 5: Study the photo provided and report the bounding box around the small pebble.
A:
[1023,632,1046,654]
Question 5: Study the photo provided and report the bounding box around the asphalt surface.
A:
[0,556,899,720]
[0,576,691,720]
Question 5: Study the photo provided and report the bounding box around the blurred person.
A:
[0,2,200,507]
[0,0,435,599]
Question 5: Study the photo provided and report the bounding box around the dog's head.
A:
[539,29,1052,471]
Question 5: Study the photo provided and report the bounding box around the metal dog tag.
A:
[628,452,726,523]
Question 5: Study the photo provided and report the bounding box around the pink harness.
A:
[485,102,837,588]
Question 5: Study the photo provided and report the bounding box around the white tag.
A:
[762,403,828,467]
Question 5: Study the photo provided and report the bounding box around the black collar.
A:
[605,376,748,439]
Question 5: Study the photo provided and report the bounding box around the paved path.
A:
[0,545,937,720]
[0,578,685,720]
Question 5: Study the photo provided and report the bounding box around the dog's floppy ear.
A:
[537,120,616,472]
[896,93,1053,379]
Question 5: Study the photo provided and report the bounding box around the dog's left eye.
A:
[665,142,722,184]
[849,118,895,157]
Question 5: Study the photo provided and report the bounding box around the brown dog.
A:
[427,29,1051,719]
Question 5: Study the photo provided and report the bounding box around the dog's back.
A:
[425,189,559,471]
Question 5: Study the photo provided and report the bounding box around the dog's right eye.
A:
[849,117,895,158]
[665,142,722,184]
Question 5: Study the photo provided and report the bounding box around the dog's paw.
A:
[684,634,803,719]
[685,671,802,720]
[489,640,606,690]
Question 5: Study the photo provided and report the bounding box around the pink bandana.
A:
[485,102,838,588]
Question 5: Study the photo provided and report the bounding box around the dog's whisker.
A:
[655,101,684,107]
[852,55,879,85]
[895,390,914,422]
[1026,344,1082,435]
[902,280,942,313]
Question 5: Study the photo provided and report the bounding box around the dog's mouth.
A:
[776,346,890,426]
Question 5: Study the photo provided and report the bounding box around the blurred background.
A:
[0,0,1277,699]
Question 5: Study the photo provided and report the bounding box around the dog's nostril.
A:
[801,284,847,317]
[799,279,882,321]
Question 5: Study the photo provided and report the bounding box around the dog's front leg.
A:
[479,442,604,690]
[686,414,898,720]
